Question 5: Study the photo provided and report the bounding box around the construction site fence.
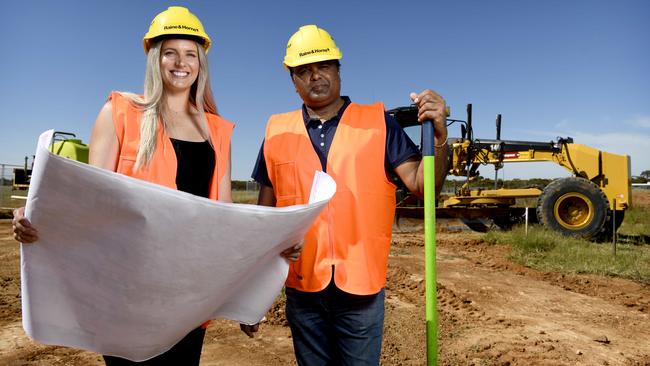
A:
[0,163,24,186]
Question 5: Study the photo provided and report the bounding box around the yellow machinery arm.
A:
[449,139,632,211]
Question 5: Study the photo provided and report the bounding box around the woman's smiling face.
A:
[159,39,200,93]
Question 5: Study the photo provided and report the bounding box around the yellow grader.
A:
[388,104,631,240]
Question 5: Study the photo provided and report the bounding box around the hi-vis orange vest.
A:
[109,92,234,200]
[263,102,396,295]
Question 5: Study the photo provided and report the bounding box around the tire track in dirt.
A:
[443,235,650,316]
[2,219,650,365]
[385,232,650,365]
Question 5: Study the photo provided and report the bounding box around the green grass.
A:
[484,225,650,284]
[619,201,650,236]
[0,186,27,209]
[232,190,258,204]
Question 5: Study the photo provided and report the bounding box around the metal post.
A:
[525,207,529,236]
[0,164,4,207]
[494,114,501,190]
[612,200,617,256]
[422,119,437,365]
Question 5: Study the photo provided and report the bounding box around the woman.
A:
[13,6,232,365]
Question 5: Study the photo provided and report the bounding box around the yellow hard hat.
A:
[283,25,342,68]
[143,6,212,54]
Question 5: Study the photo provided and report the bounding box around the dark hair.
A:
[289,59,341,77]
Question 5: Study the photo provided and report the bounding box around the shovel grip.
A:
[422,120,435,157]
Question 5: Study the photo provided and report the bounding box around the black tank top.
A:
[170,138,215,198]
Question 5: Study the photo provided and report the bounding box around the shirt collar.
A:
[302,96,352,126]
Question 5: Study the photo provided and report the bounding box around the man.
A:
[249,25,448,365]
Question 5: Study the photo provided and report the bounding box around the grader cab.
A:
[388,104,631,240]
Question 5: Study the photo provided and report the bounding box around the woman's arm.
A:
[219,146,233,202]
[89,101,120,170]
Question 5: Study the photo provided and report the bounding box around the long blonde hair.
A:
[121,39,218,170]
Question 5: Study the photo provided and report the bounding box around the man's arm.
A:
[257,184,277,207]
[394,147,448,198]
[393,89,449,198]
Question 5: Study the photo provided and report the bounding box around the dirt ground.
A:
[1,216,650,365]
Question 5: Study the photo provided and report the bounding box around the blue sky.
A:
[1,0,648,181]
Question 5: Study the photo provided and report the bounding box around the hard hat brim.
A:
[144,34,212,54]
[284,53,342,68]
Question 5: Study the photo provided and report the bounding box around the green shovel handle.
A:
[422,120,438,365]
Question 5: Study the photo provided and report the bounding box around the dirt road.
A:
[1,218,649,365]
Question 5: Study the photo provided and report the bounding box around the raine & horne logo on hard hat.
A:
[163,24,200,33]
[299,48,331,58]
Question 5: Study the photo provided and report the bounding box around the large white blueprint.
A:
[20,130,336,361]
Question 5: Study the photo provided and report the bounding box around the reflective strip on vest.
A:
[263,102,396,295]
[110,91,234,200]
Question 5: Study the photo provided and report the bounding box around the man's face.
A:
[291,61,341,108]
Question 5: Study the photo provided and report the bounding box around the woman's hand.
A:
[280,240,304,262]
[12,207,38,243]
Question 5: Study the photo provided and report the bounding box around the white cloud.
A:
[630,115,650,129]
[568,131,650,176]
[544,116,650,176]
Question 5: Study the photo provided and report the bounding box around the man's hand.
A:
[393,89,450,198]
[409,89,448,143]
[12,207,38,243]
[280,240,304,262]
[240,323,260,338]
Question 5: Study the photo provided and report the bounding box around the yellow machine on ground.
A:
[389,104,631,240]
[11,132,88,200]
[48,132,89,163]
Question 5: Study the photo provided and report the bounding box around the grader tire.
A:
[536,177,609,239]
[460,218,490,233]
[598,210,625,241]
[492,214,520,230]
